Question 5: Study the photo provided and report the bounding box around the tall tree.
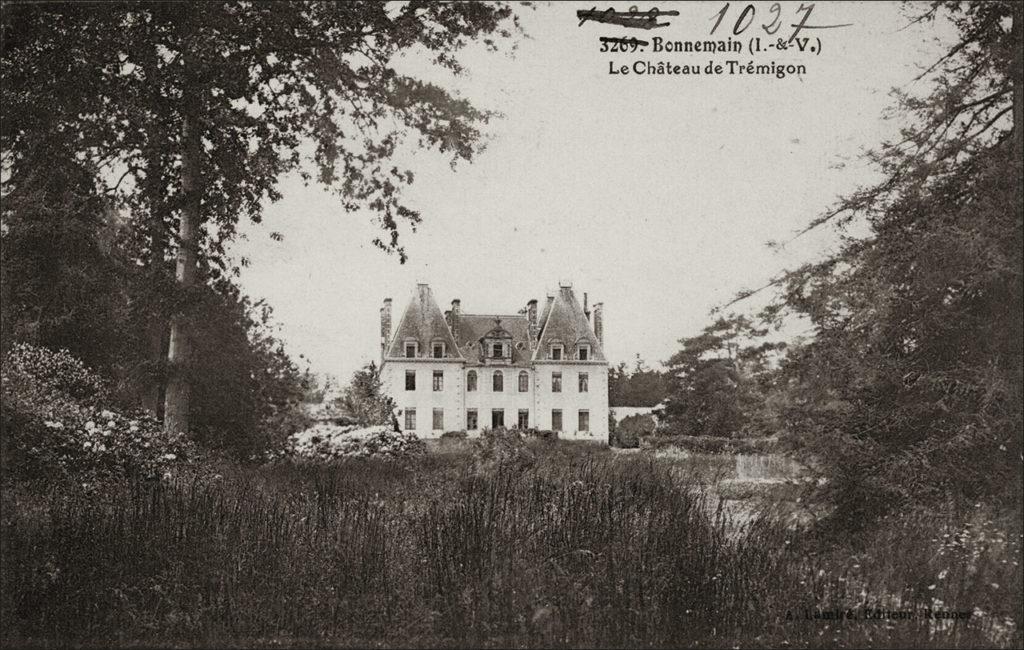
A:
[1,2,524,435]
[336,362,397,429]
[735,1,1022,522]
[663,315,780,437]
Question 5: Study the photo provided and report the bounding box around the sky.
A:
[229,1,955,382]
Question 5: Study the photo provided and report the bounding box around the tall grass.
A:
[1,449,1020,648]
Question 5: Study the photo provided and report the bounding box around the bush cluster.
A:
[286,422,426,460]
[471,427,540,471]
[610,413,655,448]
[0,344,195,480]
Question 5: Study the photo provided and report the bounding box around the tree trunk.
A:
[141,153,168,417]
[163,111,201,436]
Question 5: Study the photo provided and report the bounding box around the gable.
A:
[386,284,462,359]
[534,286,606,361]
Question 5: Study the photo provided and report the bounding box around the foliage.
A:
[662,314,784,438]
[609,413,653,448]
[440,429,469,440]
[0,159,133,376]
[730,1,1024,524]
[608,355,670,407]
[1,2,525,262]
[335,362,398,429]
[286,423,426,461]
[0,344,195,480]
[0,153,311,458]
[1,453,1019,648]
[471,426,538,472]
[1,1,527,434]
[187,285,312,457]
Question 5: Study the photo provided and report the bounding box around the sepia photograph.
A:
[1,1,1021,647]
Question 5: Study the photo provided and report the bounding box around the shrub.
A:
[0,344,196,480]
[610,413,653,448]
[0,342,108,404]
[440,429,468,440]
[286,423,426,460]
[471,427,536,471]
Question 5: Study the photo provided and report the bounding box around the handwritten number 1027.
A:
[711,3,849,42]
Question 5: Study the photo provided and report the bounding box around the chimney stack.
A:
[593,302,604,346]
[381,298,392,360]
[450,299,461,343]
[527,299,538,342]
[583,292,591,322]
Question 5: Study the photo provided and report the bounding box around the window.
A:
[467,409,478,430]
[493,370,503,392]
[404,409,416,430]
[578,372,589,393]
[578,344,590,361]
[433,408,444,431]
[518,409,529,429]
[404,342,417,358]
[578,410,590,432]
[551,372,562,393]
[467,370,477,392]
[405,370,416,391]
[551,409,562,431]
[518,370,529,393]
[550,344,563,360]
[491,409,504,429]
[491,342,504,358]
[432,370,443,392]
[432,342,445,358]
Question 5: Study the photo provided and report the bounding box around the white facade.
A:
[382,361,609,442]
[379,283,609,444]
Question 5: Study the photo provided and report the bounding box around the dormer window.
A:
[432,342,445,358]
[550,344,564,360]
[404,341,418,358]
[480,318,513,363]
[577,344,590,361]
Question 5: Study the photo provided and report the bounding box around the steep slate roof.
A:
[537,295,554,335]
[534,285,606,361]
[386,284,462,359]
[456,314,533,367]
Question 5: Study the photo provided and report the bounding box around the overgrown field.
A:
[1,443,1020,648]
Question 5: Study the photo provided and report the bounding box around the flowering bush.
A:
[1,342,108,405]
[286,423,426,460]
[1,344,195,480]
